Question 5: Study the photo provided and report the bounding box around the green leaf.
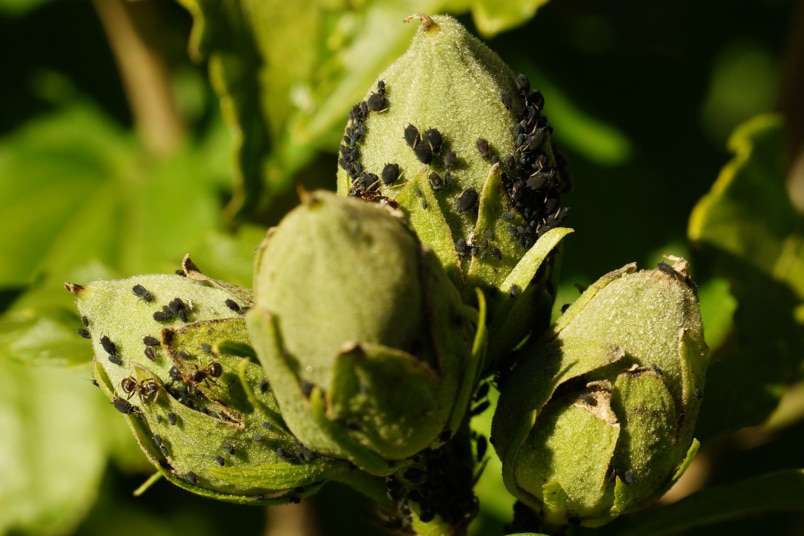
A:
[471,0,551,37]
[615,469,804,536]
[688,113,804,438]
[0,103,224,288]
[0,359,124,534]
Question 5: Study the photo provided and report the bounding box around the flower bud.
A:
[246,190,484,475]
[335,14,572,366]
[491,258,708,528]
[66,261,351,503]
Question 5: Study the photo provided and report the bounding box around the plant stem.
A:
[92,0,184,155]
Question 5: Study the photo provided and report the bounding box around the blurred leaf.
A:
[614,469,804,536]
[0,103,225,288]
[471,0,550,37]
[688,113,804,438]
[0,0,51,16]
[696,277,737,353]
[0,359,125,535]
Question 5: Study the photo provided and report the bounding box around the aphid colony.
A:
[338,73,570,261]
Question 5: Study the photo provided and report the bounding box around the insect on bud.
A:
[336,14,572,368]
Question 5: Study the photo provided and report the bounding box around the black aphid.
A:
[156,415,163,424]
[428,172,443,190]
[144,347,156,361]
[367,91,386,112]
[444,171,453,187]
[143,335,159,346]
[168,412,178,425]
[153,308,173,322]
[413,141,432,164]
[77,328,91,339]
[224,299,241,313]
[623,470,636,485]
[443,150,457,170]
[215,455,225,466]
[132,284,154,302]
[258,379,269,393]
[515,73,530,95]
[223,443,235,455]
[509,284,522,297]
[501,90,512,110]
[100,335,116,357]
[201,343,211,354]
[82,315,89,326]
[404,124,420,148]
[501,212,514,221]
[456,188,478,213]
[421,199,427,209]
[112,396,137,414]
[186,471,197,484]
[381,163,400,185]
[153,434,162,446]
[455,238,468,257]
[254,433,265,441]
[108,355,122,366]
[505,155,516,169]
[169,298,188,322]
[262,421,274,430]
[300,380,314,397]
[475,138,490,160]
[160,445,169,457]
[423,128,442,154]
[470,400,490,416]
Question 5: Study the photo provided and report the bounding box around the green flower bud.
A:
[66,260,351,504]
[335,13,572,367]
[246,190,485,475]
[491,258,708,528]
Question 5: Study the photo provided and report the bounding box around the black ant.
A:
[121,376,161,403]
[169,359,223,392]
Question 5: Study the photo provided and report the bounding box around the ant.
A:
[169,358,223,393]
[121,376,161,404]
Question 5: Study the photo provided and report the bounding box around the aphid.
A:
[475,138,490,160]
[215,455,225,466]
[694,387,703,400]
[509,284,522,297]
[377,80,386,96]
[300,380,314,397]
[443,150,456,169]
[428,172,443,190]
[169,298,188,322]
[443,171,453,187]
[470,400,490,416]
[262,421,274,430]
[528,90,545,111]
[153,434,162,446]
[175,269,186,277]
[144,347,156,361]
[421,199,427,209]
[381,163,400,185]
[82,315,89,326]
[168,412,178,425]
[404,124,420,148]
[153,308,174,322]
[100,335,117,357]
[143,335,159,346]
[505,155,516,169]
[201,343,211,354]
[515,73,530,96]
[186,471,197,484]
[223,443,235,455]
[501,90,512,110]
[623,470,636,485]
[160,445,169,457]
[456,188,478,213]
[112,396,138,414]
[258,379,269,393]
[156,415,163,424]
[423,128,442,154]
[561,303,570,313]
[108,355,123,366]
[413,141,432,164]
[455,238,468,257]
[224,299,241,313]
[77,328,91,339]
[132,284,154,302]
[253,433,265,441]
[367,91,386,112]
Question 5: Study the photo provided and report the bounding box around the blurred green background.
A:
[0,0,802,535]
